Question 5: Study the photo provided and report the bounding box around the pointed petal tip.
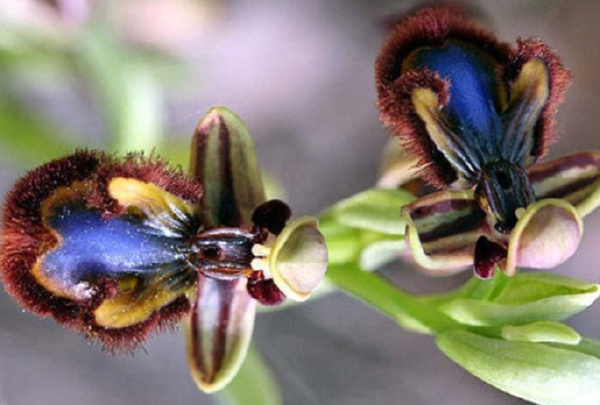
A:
[195,110,221,134]
[196,106,245,129]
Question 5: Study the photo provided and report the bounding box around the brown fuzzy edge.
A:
[376,6,511,106]
[0,151,202,352]
[375,7,512,187]
[503,39,571,157]
[89,152,203,219]
[382,69,458,186]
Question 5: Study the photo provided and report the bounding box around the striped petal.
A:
[186,107,267,392]
[185,277,256,393]
[190,106,266,228]
[529,151,600,217]
[401,189,488,275]
[403,150,599,277]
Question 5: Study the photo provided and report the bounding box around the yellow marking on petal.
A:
[509,58,550,109]
[412,88,463,168]
[94,275,189,328]
[108,177,197,223]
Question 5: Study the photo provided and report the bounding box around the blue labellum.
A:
[41,204,188,292]
[408,41,503,159]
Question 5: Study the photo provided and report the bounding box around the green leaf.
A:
[217,346,282,405]
[439,272,600,326]
[329,188,413,235]
[501,321,581,345]
[437,330,600,405]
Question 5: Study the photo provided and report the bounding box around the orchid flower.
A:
[0,106,328,392]
[375,7,600,278]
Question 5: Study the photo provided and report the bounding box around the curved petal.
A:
[186,277,256,393]
[402,189,487,274]
[504,199,583,276]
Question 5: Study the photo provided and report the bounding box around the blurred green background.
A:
[1,0,599,404]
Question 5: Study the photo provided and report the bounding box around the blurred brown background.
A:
[1,0,599,404]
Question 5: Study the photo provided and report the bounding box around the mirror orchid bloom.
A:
[375,7,600,278]
[0,107,328,392]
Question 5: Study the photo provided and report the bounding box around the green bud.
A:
[501,321,581,345]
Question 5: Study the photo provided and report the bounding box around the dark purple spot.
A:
[473,236,506,279]
[251,200,292,235]
[247,272,286,306]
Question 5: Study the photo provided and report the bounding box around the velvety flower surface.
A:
[0,107,328,392]
[375,7,600,278]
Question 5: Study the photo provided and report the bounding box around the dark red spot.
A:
[246,272,286,306]
[473,236,507,279]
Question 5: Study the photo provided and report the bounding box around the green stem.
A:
[327,264,459,335]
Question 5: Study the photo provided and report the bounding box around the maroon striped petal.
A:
[186,107,267,392]
[529,151,600,217]
[402,189,490,274]
[185,277,256,393]
[190,106,266,228]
